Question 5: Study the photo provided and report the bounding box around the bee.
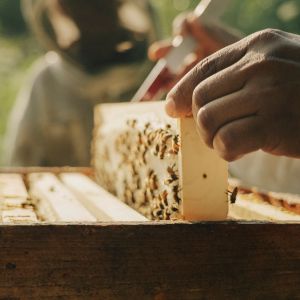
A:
[143,122,151,135]
[142,149,147,164]
[146,132,155,146]
[167,164,177,175]
[159,190,168,206]
[149,173,158,190]
[164,173,179,185]
[170,134,180,154]
[155,209,163,217]
[143,189,150,204]
[227,187,238,204]
[171,205,179,212]
[137,132,143,144]
[159,144,167,159]
[161,134,172,144]
[159,203,165,210]
[153,144,160,156]
[172,185,182,204]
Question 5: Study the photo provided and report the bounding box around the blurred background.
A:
[1,0,300,165]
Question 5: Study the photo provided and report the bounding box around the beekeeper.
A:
[151,12,300,194]
[5,0,158,166]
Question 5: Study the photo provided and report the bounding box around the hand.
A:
[148,13,225,78]
[166,29,300,161]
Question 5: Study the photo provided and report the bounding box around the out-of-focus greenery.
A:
[1,0,300,165]
[0,0,41,164]
[151,0,300,36]
[0,0,26,35]
[223,0,300,34]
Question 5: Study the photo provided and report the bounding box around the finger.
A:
[192,59,248,116]
[166,41,248,117]
[196,89,259,147]
[187,15,224,53]
[212,116,266,161]
[148,40,173,61]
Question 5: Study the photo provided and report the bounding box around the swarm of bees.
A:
[97,116,183,220]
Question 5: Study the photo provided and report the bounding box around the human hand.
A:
[166,29,300,161]
[148,13,225,78]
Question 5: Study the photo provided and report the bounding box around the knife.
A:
[132,0,231,102]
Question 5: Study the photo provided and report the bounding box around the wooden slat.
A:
[60,173,148,222]
[0,167,93,176]
[0,174,28,199]
[2,208,37,223]
[0,174,38,223]
[179,118,228,220]
[28,173,96,222]
[0,222,299,298]
[229,194,300,221]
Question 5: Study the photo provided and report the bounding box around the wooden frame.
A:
[1,221,300,298]
[1,169,300,298]
[94,101,228,221]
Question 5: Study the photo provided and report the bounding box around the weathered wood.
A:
[60,173,148,222]
[0,167,93,176]
[28,173,96,222]
[0,222,299,299]
[229,194,300,221]
[0,174,28,199]
[0,174,38,223]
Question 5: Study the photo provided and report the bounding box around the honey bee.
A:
[137,132,144,145]
[171,205,179,212]
[172,185,182,204]
[164,173,178,185]
[170,134,180,154]
[227,187,238,204]
[153,144,160,156]
[142,149,147,164]
[158,190,168,206]
[159,144,167,159]
[143,122,151,135]
[149,173,158,190]
[167,164,177,175]
[161,134,172,144]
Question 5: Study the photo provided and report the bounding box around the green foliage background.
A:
[1,0,300,164]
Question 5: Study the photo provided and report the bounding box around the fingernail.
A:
[165,97,176,118]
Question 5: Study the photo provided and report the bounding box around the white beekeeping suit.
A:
[5,0,159,166]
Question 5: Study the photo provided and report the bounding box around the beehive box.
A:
[1,171,300,298]
[1,102,300,298]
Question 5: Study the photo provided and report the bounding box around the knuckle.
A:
[197,107,214,133]
[195,56,217,80]
[249,28,282,46]
[215,129,237,160]
[192,84,207,108]
[172,83,189,103]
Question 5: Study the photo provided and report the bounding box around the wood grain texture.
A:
[0,222,300,299]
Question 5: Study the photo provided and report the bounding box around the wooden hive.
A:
[1,101,300,298]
